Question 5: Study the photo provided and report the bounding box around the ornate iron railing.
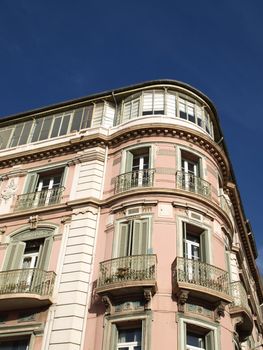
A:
[176,171,211,198]
[172,257,230,295]
[15,186,64,211]
[219,195,234,217]
[0,268,56,297]
[97,254,157,288]
[115,169,155,193]
[230,281,250,312]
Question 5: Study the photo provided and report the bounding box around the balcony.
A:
[176,171,211,198]
[15,186,64,211]
[96,254,157,299]
[115,169,155,194]
[0,268,56,311]
[172,257,232,303]
[229,281,253,341]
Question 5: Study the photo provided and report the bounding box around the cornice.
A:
[0,124,230,184]
[227,182,263,303]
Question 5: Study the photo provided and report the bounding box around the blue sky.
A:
[0,1,262,267]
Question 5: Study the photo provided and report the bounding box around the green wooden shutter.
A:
[110,324,118,350]
[125,151,134,172]
[24,173,39,193]
[2,242,26,270]
[183,222,187,258]
[200,231,209,263]
[131,219,149,255]
[37,236,53,271]
[205,331,215,350]
[118,222,129,257]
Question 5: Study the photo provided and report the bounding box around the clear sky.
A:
[0,1,262,268]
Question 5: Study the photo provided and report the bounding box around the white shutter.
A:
[166,94,176,116]
[154,92,164,113]
[131,218,149,255]
[123,101,131,122]
[130,99,140,118]
[118,223,129,257]
[103,103,115,128]
[92,103,104,127]
[143,92,153,113]
[179,98,186,112]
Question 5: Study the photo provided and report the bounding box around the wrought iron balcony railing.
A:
[0,268,56,297]
[176,171,211,198]
[230,281,251,312]
[15,186,64,211]
[97,254,157,289]
[115,169,155,194]
[173,257,230,296]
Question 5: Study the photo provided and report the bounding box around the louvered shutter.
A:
[166,94,176,117]
[123,101,131,122]
[143,92,153,113]
[37,237,53,271]
[118,223,129,257]
[183,222,187,258]
[154,92,164,113]
[205,331,215,350]
[131,99,140,118]
[92,103,104,127]
[131,219,149,255]
[200,231,209,263]
[110,324,118,350]
[125,151,134,172]
[2,242,26,270]
[24,173,39,193]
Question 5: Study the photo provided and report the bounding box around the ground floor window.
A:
[0,337,29,350]
[178,317,218,350]
[117,327,142,349]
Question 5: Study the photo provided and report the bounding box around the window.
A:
[183,223,209,263]
[117,218,150,257]
[105,317,150,350]
[125,147,151,188]
[177,150,210,198]
[0,337,30,350]
[16,168,65,210]
[178,318,218,350]
[117,327,142,350]
[186,325,214,350]
[181,150,201,192]
[2,229,54,294]
[123,98,140,123]
[3,232,53,272]
[142,91,164,115]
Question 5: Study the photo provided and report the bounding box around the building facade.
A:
[0,80,262,350]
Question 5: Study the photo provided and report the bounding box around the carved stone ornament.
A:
[215,301,226,321]
[177,290,189,312]
[0,179,17,201]
[28,215,41,230]
[144,288,152,310]
[101,295,112,315]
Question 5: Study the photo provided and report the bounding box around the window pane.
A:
[18,121,32,145]
[81,105,93,129]
[71,108,83,132]
[51,117,62,138]
[59,114,71,136]
[31,118,44,142]
[39,117,52,140]
[0,127,13,149]
[10,123,23,147]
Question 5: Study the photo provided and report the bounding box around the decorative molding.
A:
[28,215,41,230]
[11,228,53,242]
[144,288,152,310]
[215,301,226,321]
[177,289,189,312]
[101,295,113,315]
[0,178,17,201]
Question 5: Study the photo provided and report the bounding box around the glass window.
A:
[0,338,30,350]
[117,328,142,350]
[143,91,164,115]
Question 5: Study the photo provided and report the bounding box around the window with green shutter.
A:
[116,218,151,258]
[2,230,54,272]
